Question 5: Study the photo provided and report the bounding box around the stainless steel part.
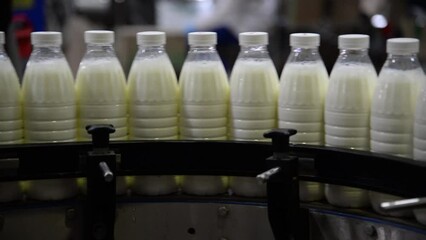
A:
[1,201,426,239]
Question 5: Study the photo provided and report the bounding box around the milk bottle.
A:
[370,38,423,217]
[413,50,426,225]
[179,32,229,195]
[0,31,23,202]
[128,31,178,195]
[279,33,328,201]
[414,77,426,161]
[325,34,376,208]
[229,32,278,197]
[76,30,127,195]
[22,32,78,200]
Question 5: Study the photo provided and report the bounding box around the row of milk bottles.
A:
[1,30,426,220]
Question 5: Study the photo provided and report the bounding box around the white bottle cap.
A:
[387,38,419,55]
[338,34,369,49]
[31,32,62,45]
[188,32,217,46]
[290,33,320,48]
[137,31,166,45]
[0,32,4,44]
[239,32,268,45]
[84,30,114,44]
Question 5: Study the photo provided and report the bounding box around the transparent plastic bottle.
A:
[325,34,377,208]
[414,73,426,160]
[179,32,229,195]
[229,32,278,197]
[128,31,178,195]
[76,30,127,195]
[370,38,423,217]
[22,32,78,200]
[0,31,23,202]
[278,33,328,202]
[414,71,426,225]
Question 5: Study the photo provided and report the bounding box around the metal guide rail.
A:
[0,125,426,239]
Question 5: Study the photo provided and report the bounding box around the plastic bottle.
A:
[128,31,178,195]
[76,30,127,195]
[278,33,328,201]
[0,31,23,202]
[22,31,78,200]
[324,34,377,208]
[229,32,278,197]
[370,38,423,217]
[414,76,426,161]
[414,73,426,225]
[179,32,229,195]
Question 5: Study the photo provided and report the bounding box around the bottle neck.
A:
[185,45,220,62]
[84,43,116,59]
[137,45,165,54]
[0,44,7,60]
[337,48,372,64]
[238,45,270,60]
[189,45,216,52]
[339,48,368,56]
[288,47,322,62]
[384,53,421,71]
[30,45,64,60]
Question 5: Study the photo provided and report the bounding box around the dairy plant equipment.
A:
[0,125,426,239]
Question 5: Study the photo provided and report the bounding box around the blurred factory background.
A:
[1,0,426,78]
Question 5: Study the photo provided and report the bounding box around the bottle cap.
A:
[387,38,419,55]
[85,30,114,44]
[31,32,62,45]
[239,32,268,45]
[338,34,369,49]
[0,32,4,44]
[188,32,217,46]
[137,31,166,45]
[290,33,320,48]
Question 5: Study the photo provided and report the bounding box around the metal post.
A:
[261,129,300,240]
[85,124,117,240]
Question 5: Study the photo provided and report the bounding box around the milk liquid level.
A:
[325,64,376,149]
[412,71,426,224]
[230,59,278,140]
[279,61,328,202]
[23,56,78,200]
[370,68,423,217]
[279,62,328,144]
[371,68,423,157]
[128,57,178,140]
[0,41,23,202]
[414,78,426,160]
[76,59,127,141]
[23,60,76,142]
[325,64,376,208]
[179,60,229,195]
[0,55,22,144]
[128,49,179,195]
[229,58,278,197]
[179,61,228,140]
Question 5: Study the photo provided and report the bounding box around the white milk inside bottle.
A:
[22,32,78,200]
[414,76,426,225]
[76,30,127,195]
[324,34,376,208]
[279,33,328,201]
[229,32,278,197]
[370,38,423,217]
[415,82,426,161]
[179,32,229,195]
[128,31,178,195]
[0,31,23,202]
